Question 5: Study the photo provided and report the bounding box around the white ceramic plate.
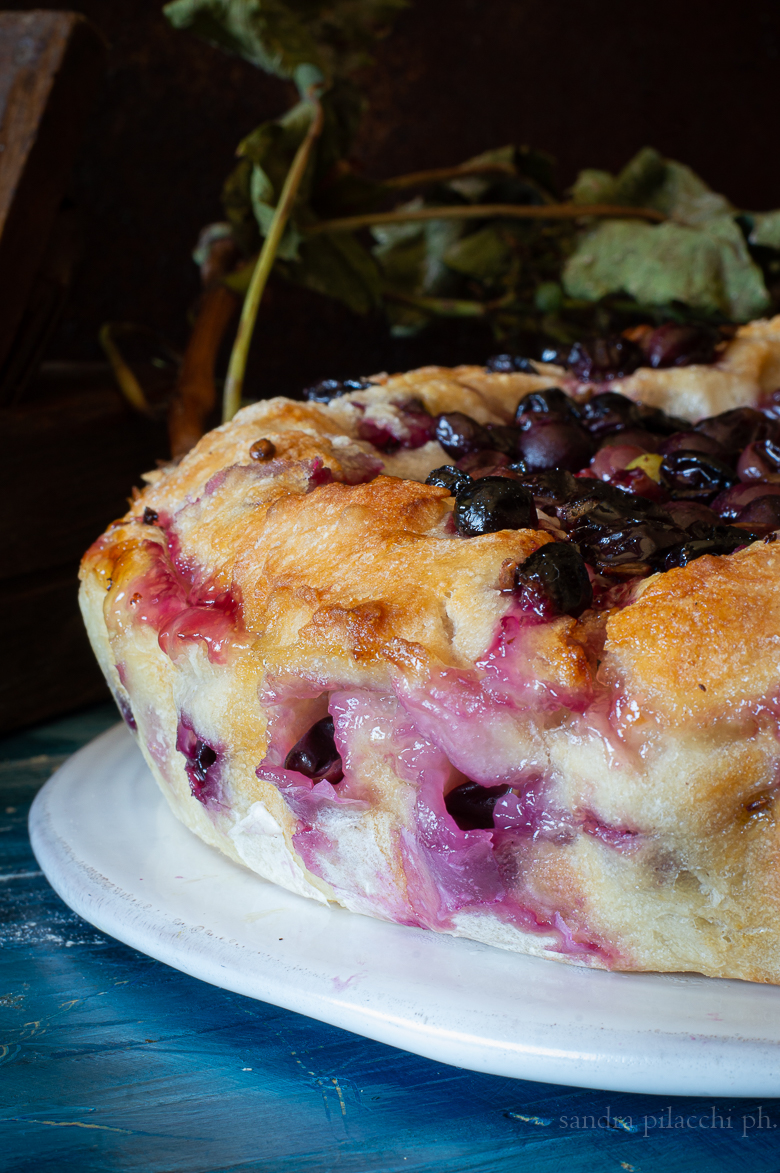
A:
[29,723,780,1095]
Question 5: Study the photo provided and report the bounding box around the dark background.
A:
[5,0,780,395]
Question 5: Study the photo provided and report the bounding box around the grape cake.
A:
[80,315,780,982]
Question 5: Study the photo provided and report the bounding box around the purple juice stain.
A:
[176,718,222,807]
[115,692,137,731]
[359,399,434,453]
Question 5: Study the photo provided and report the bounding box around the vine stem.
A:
[304,202,665,235]
[222,92,324,423]
[383,161,517,189]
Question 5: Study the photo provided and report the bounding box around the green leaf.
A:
[164,0,321,78]
[563,217,770,322]
[570,169,619,205]
[651,159,733,226]
[442,225,511,281]
[221,156,258,254]
[749,210,780,250]
[280,231,382,314]
[570,147,731,224]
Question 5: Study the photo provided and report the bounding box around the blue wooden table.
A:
[2,703,780,1172]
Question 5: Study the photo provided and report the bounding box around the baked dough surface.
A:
[80,316,780,981]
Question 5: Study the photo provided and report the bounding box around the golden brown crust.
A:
[78,346,780,983]
[606,539,780,725]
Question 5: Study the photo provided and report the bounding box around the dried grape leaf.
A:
[750,210,780,251]
[279,230,382,314]
[442,225,511,282]
[163,0,408,81]
[563,217,769,321]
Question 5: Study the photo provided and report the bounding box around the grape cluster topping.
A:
[426,380,778,619]
[486,322,721,383]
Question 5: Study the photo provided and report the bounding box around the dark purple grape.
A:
[734,495,780,533]
[663,500,720,533]
[512,469,578,511]
[176,721,220,804]
[659,452,737,501]
[760,389,780,420]
[659,431,729,460]
[636,403,690,435]
[579,392,642,437]
[664,526,759,569]
[455,477,537,536]
[568,336,644,381]
[572,506,687,573]
[694,407,769,455]
[457,450,512,478]
[486,354,537,374]
[514,542,592,618]
[540,344,567,364]
[304,377,372,403]
[712,481,780,520]
[737,437,780,482]
[515,387,580,424]
[559,479,667,528]
[445,780,510,829]
[515,419,594,473]
[435,412,490,458]
[426,466,473,495]
[599,428,661,451]
[484,423,521,456]
[285,716,343,785]
[641,322,719,368]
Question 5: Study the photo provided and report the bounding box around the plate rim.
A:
[29,723,780,1096]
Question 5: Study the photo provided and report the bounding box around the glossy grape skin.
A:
[571,504,687,574]
[445,781,510,830]
[514,542,593,618]
[663,526,760,569]
[579,392,642,437]
[733,495,780,534]
[284,716,344,785]
[515,388,580,423]
[737,438,780,482]
[664,500,720,533]
[559,481,668,528]
[512,469,578,512]
[568,336,644,381]
[515,419,594,473]
[694,407,770,456]
[712,481,780,520]
[659,431,729,461]
[659,451,737,501]
[435,412,490,458]
[426,465,473,496]
[454,477,537,536]
[641,322,719,368]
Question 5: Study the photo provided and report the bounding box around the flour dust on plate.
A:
[29,724,780,1097]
